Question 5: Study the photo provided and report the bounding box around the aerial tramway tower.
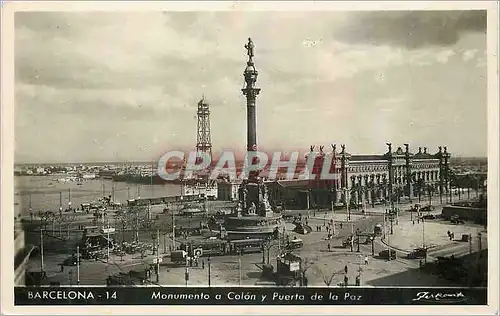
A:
[196,97,213,182]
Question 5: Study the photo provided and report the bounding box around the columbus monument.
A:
[242,37,260,154]
[222,38,283,240]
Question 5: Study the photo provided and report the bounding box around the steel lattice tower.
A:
[196,97,213,167]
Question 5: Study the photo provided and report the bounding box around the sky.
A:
[14,10,488,163]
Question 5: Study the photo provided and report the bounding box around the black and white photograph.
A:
[2,1,498,313]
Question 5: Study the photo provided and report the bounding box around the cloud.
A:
[463,49,479,62]
[436,49,456,64]
[333,11,486,49]
[13,11,488,162]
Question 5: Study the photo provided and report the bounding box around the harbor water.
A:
[15,176,182,215]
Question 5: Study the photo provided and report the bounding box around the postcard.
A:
[1,1,498,315]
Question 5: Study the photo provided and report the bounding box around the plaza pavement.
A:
[27,193,482,287]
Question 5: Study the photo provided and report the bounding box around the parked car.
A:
[407,247,427,259]
[379,249,397,259]
[420,205,434,212]
[422,214,436,220]
[450,215,465,224]
[373,224,383,236]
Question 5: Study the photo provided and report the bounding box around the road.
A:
[26,194,482,286]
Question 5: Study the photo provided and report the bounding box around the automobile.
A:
[461,234,471,242]
[422,214,436,220]
[407,247,427,259]
[450,215,465,224]
[420,205,435,212]
[379,249,397,259]
[286,239,304,250]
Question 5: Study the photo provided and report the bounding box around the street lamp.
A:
[389,212,394,235]
[422,216,427,264]
[238,249,242,286]
[77,245,80,285]
[370,236,374,256]
[356,230,360,253]
[208,256,212,287]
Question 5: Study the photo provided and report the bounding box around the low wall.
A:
[441,205,486,224]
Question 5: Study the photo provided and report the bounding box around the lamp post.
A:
[238,249,242,286]
[40,228,45,273]
[185,245,189,287]
[330,188,335,235]
[356,231,360,253]
[386,211,391,262]
[389,211,394,235]
[76,245,80,285]
[469,233,473,254]
[345,187,351,221]
[370,236,374,256]
[422,216,427,264]
[208,255,212,287]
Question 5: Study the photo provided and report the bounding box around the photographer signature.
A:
[412,291,466,303]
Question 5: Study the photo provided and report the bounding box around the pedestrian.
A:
[328,243,331,252]
[340,223,343,229]
[365,256,369,265]
[344,265,348,274]
[202,260,205,269]
[60,264,64,273]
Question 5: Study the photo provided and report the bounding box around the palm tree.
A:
[426,184,435,206]
[368,181,376,207]
[416,178,425,203]
[350,184,362,209]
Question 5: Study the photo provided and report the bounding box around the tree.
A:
[349,184,361,209]
[300,258,312,287]
[320,269,339,287]
[368,181,376,207]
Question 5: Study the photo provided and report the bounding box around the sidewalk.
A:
[380,216,485,252]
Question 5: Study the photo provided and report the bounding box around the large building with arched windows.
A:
[267,144,453,210]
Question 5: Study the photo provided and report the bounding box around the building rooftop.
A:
[350,155,386,161]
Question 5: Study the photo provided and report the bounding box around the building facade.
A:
[217,181,240,201]
[269,144,452,210]
[14,218,35,286]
